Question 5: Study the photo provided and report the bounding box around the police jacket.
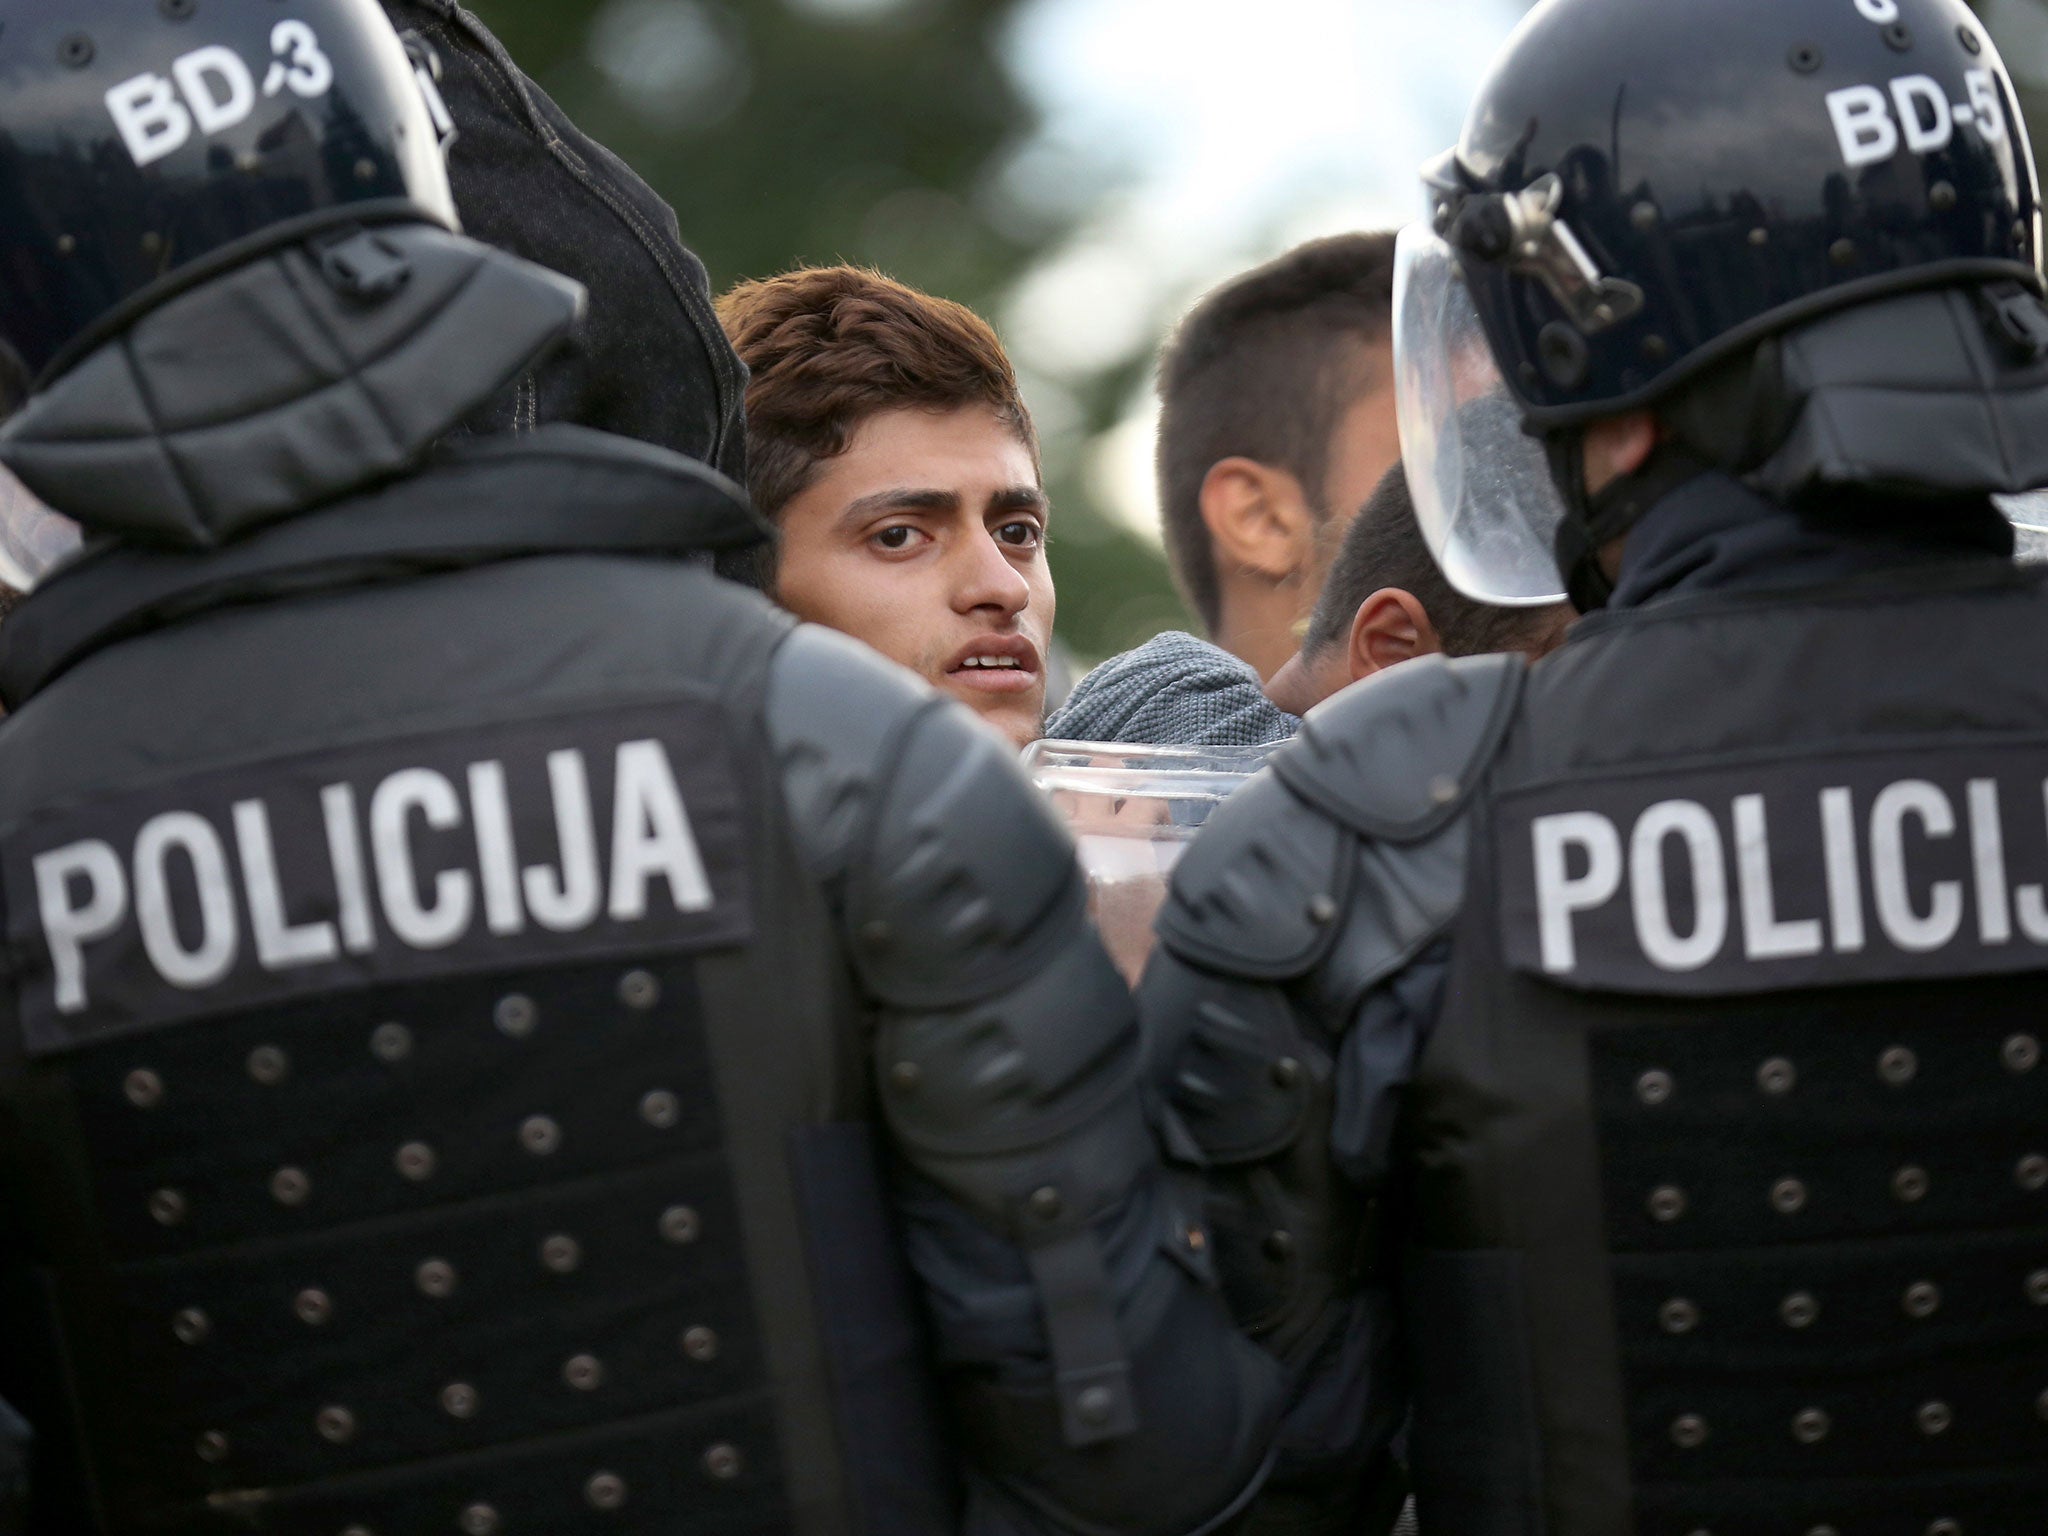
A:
[1141,469,2048,1536]
[0,230,1277,1536]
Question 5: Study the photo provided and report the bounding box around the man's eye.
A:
[996,521,1042,549]
[873,526,920,551]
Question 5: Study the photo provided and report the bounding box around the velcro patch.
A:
[1497,738,2048,994]
[5,699,752,1052]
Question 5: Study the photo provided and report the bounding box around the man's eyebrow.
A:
[987,486,1050,518]
[835,487,959,530]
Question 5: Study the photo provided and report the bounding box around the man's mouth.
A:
[942,636,1041,696]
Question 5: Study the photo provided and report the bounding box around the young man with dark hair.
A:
[1155,232,1404,679]
[1264,464,1574,716]
[718,265,1055,749]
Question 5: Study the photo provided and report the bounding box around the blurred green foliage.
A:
[466,0,1194,664]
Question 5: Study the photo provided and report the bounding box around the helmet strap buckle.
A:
[310,227,412,303]
[1983,281,2048,363]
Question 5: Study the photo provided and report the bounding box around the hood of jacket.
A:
[0,223,585,552]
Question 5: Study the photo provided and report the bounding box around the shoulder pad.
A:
[765,624,937,881]
[852,695,1081,1010]
[1273,651,1523,843]
[1155,768,1352,982]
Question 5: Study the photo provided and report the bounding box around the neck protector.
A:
[1550,281,2048,613]
[0,224,584,552]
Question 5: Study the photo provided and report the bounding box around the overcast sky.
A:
[994,0,1529,538]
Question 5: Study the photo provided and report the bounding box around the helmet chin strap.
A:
[1547,430,1711,613]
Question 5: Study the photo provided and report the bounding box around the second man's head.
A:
[1157,233,1404,681]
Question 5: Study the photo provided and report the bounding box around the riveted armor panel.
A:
[1148,659,1512,1365]
[1,690,806,1534]
[1409,561,2048,1536]
[1272,653,1523,841]
[764,626,1284,1534]
[0,92,1279,1522]
[0,425,981,1535]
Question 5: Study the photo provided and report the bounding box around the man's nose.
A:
[951,530,1032,617]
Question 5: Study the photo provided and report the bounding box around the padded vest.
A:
[1407,559,2048,1536]
[0,533,954,1535]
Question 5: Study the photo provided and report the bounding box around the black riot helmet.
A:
[1393,0,2048,609]
[0,0,458,393]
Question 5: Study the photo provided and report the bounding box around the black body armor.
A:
[1408,559,2048,1536]
[0,226,1277,1535]
[1142,655,1522,1534]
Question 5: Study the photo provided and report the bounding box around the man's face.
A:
[774,405,1054,749]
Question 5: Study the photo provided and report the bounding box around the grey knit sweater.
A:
[1044,630,1302,748]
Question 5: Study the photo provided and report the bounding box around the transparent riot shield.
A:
[1025,738,1280,985]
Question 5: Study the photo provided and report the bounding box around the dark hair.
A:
[1303,463,1563,660]
[1155,232,1400,632]
[716,265,1037,589]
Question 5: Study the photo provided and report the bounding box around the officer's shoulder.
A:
[1154,766,1350,980]
[1276,650,1525,841]
[763,624,980,881]
[763,624,937,758]
[1154,653,1521,982]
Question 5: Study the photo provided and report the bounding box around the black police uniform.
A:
[0,4,1278,1533]
[1138,1,2048,1532]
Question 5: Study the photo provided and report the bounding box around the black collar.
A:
[1606,471,2015,612]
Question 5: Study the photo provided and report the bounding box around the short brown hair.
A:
[1157,232,1398,633]
[716,266,1036,588]
[1303,463,1564,661]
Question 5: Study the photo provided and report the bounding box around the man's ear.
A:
[1200,457,1316,583]
[1348,588,1443,682]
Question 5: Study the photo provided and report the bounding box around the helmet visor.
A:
[1393,223,1569,606]
[0,463,80,594]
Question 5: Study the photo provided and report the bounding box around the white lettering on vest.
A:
[233,799,337,969]
[608,740,714,920]
[34,842,127,1016]
[467,761,527,936]
[1870,780,1963,953]
[524,750,601,931]
[371,769,472,950]
[1734,793,1823,960]
[1967,778,2013,944]
[1819,785,1867,952]
[21,737,726,1016]
[1629,800,1729,972]
[321,782,377,955]
[1531,811,1622,974]
[134,812,239,990]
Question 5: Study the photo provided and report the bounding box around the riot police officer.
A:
[1141,1,2048,1532]
[0,3,1278,1533]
